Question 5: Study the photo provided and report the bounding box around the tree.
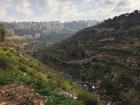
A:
[133,10,139,14]
[0,25,6,42]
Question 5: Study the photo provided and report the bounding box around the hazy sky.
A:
[0,0,140,22]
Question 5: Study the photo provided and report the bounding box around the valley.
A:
[34,11,140,105]
[0,7,140,105]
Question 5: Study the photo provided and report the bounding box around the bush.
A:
[0,59,8,69]
[78,92,98,105]
[46,95,84,105]
[0,78,12,86]
[38,87,51,96]
[25,79,52,96]
[0,53,8,69]
[0,25,6,42]
[100,79,120,101]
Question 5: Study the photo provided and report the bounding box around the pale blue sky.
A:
[0,0,140,22]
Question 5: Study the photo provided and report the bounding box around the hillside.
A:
[35,10,140,105]
[0,45,99,105]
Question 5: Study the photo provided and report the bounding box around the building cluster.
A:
[1,21,64,37]
[1,20,99,39]
[14,21,64,33]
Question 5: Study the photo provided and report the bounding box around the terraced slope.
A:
[35,11,140,105]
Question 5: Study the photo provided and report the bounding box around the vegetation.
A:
[1,10,140,105]
[0,46,98,105]
[46,95,83,105]
[0,25,6,41]
[35,11,140,105]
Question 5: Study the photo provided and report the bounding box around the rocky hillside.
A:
[35,10,140,105]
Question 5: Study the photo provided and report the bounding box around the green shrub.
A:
[0,52,8,69]
[0,25,6,42]
[38,87,52,96]
[46,95,84,105]
[100,79,120,101]
[78,92,98,105]
[0,78,12,86]
[0,59,8,69]
[25,79,52,96]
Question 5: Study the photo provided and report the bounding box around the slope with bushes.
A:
[35,10,140,105]
[0,45,98,105]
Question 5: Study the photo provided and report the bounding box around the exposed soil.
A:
[0,84,45,105]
